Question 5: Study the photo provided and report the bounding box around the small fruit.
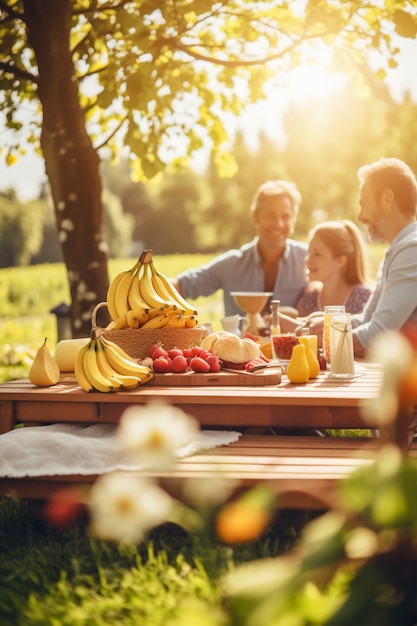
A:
[206,355,221,372]
[286,343,310,384]
[151,346,169,360]
[171,355,189,373]
[168,348,184,359]
[29,338,61,387]
[153,356,173,373]
[189,356,211,373]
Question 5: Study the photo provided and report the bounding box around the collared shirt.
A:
[176,237,308,316]
[352,222,417,348]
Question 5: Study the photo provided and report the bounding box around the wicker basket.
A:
[103,326,206,360]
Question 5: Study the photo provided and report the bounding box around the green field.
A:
[0,255,223,383]
[0,245,385,383]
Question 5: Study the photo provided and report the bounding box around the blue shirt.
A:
[352,222,417,348]
[177,237,308,316]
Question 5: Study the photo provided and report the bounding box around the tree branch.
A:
[0,0,23,21]
[0,59,38,84]
[94,112,129,151]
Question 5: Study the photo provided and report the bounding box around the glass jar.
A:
[329,312,354,377]
[323,305,346,365]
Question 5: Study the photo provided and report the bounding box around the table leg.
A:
[0,400,14,434]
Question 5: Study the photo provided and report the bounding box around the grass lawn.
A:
[0,497,316,625]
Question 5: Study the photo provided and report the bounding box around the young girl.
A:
[296,220,372,315]
[279,220,373,333]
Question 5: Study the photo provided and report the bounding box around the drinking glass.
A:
[323,306,345,365]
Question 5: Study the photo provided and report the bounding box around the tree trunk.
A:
[23,0,109,338]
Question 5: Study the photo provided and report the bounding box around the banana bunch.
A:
[75,331,153,393]
[106,249,198,330]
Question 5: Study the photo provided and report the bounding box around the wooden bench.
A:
[1,434,415,509]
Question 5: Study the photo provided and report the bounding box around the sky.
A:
[1,37,417,202]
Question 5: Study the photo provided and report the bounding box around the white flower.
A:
[89,472,172,545]
[116,401,199,466]
[361,331,414,427]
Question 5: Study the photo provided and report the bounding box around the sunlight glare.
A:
[286,43,348,105]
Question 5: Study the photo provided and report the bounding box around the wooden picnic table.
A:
[1,364,416,508]
[0,365,382,433]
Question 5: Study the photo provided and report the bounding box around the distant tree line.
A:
[1,83,416,268]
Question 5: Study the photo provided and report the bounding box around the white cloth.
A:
[0,424,241,478]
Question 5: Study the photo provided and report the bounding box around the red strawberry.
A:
[171,354,188,373]
[197,348,212,361]
[206,355,221,372]
[153,356,172,373]
[189,356,211,373]
[152,346,169,360]
[168,348,184,359]
[190,345,204,358]
[182,348,193,359]
[148,343,160,357]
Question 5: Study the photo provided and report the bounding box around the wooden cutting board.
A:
[149,367,281,386]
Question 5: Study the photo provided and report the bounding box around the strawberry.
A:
[153,356,172,373]
[206,354,221,372]
[151,346,169,360]
[189,356,211,373]
[197,348,212,361]
[168,348,184,359]
[190,345,204,358]
[148,343,161,358]
[171,354,189,373]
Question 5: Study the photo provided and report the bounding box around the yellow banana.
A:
[150,263,197,315]
[149,265,185,314]
[107,269,131,320]
[165,314,185,328]
[127,268,150,313]
[113,269,136,317]
[74,341,94,392]
[183,315,198,328]
[100,337,153,379]
[148,306,169,319]
[95,341,123,390]
[112,374,143,389]
[126,308,149,329]
[140,313,170,329]
[106,314,128,330]
[138,263,174,310]
[83,340,116,393]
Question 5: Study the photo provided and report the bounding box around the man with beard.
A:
[310,158,417,358]
[172,180,308,317]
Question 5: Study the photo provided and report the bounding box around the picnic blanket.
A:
[0,424,241,478]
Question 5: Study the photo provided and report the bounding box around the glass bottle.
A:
[270,300,281,361]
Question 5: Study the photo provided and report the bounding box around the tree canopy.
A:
[1,0,417,335]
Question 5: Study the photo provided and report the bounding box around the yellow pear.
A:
[29,338,60,387]
[54,337,90,372]
[286,343,310,384]
[298,336,320,379]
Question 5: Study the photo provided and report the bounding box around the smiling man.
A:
[172,180,308,317]
[350,157,417,358]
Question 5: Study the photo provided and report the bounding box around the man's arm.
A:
[352,332,366,358]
